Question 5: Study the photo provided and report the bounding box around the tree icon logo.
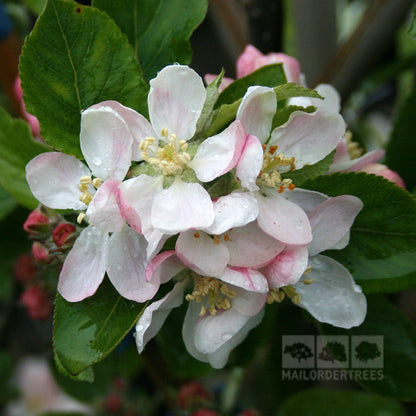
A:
[354,341,381,363]
[284,342,314,363]
[318,341,347,363]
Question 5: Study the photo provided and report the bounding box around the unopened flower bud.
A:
[178,382,211,410]
[238,409,262,416]
[104,393,123,414]
[52,223,76,247]
[23,209,52,236]
[20,285,52,320]
[14,253,38,284]
[360,163,406,189]
[191,409,220,416]
[32,241,51,264]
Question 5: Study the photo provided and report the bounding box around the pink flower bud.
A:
[360,163,406,188]
[20,286,52,320]
[14,76,41,138]
[32,241,51,264]
[237,45,301,84]
[23,209,51,236]
[238,410,262,416]
[104,393,123,413]
[52,223,76,247]
[14,253,38,284]
[191,410,221,416]
[178,382,211,410]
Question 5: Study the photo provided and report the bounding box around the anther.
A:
[77,213,86,224]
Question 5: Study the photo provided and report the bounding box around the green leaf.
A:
[53,278,145,376]
[279,388,405,416]
[215,64,286,108]
[0,186,17,221]
[0,107,49,209]
[319,295,416,401]
[205,99,242,136]
[409,5,416,37]
[274,83,322,101]
[92,0,208,81]
[23,0,46,15]
[385,86,416,190]
[303,172,416,292]
[20,0,148,159]
[282,152,335,187]
[195,69,225,136]
[272,105,316,129]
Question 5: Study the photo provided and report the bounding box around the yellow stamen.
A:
[77,213,86,224]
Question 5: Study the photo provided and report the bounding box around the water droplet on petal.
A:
[137,325,144,332]
[221,332,232,342]
[92,157,102,166]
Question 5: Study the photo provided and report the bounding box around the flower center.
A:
[139,128,191,176]
[258,145,296,192]
[77,175,102,223]
[185,275,237,316]
[345,131,363,160]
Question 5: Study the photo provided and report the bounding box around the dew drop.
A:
[221,332,232,342]
[92,157,102,166]
[137,325,144,332]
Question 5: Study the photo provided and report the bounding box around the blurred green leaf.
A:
[0,186,17,220]
[92,0,208,81]
[385,85,416,190]
[303,172,416,292]
[319,295,416,401]
[54,278,145,376]
[20,0,148,159]
[0,107,48,209]
[279,388,405,416]
[215,64,286,108]
[23,0,47,15]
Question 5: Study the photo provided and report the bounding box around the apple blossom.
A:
[26,103,157,303]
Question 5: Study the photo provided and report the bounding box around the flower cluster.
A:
[26,60,366,368]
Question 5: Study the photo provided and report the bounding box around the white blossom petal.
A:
[294,255,366,328]
[107,226,157,302]
[189,120,246,182]
[135,280,188,353]
[58,226,109,302]
[270,106,345,169]
[148,65,206,141]
[26,152,90,210]
[219,267,269,294]
[86,179,125,233]
[283,188,328,216]
[262,246,309,288]
[151,179,214,234]
[257,191,312,246]
[236,134,263,191]
[225,222,285,268]
[80,105,133,181]
[176,230,229,278]
[145,251,186,285]
[203,191,259,235]
[237,86,277,143]
[308,195,363,256]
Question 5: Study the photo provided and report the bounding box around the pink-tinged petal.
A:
[145,251,186,285]
[135,279,188,353]
[219,267,269,294]
[151,179,214,234]
[329,149,385,173]
[86,179,125,233]
[80,104,133,181]
[121,174,164,237]
[262,246,309,288]
[257,191,312,245]
[204,74,234,92]
[237,86,277,143]
[308,195,363,256]
[270,106,345,169]
[294,255,366,328]
[146,230,169,260]
[203,192,259,235]
[284,188,328,216]
[360,163,406,188]
[176,231,229,278]
[183,299,265,368]
[236,45,264,78]
[255,53,301,83]
[88,100,157,161]
[148,65,206,141]
[58,226,109,302]
[117,185,142,234]
[107,226,157,302]
[26,152,90,210]
[225,222,285,268]
[189,120,247,182]
[236,135,263,191]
